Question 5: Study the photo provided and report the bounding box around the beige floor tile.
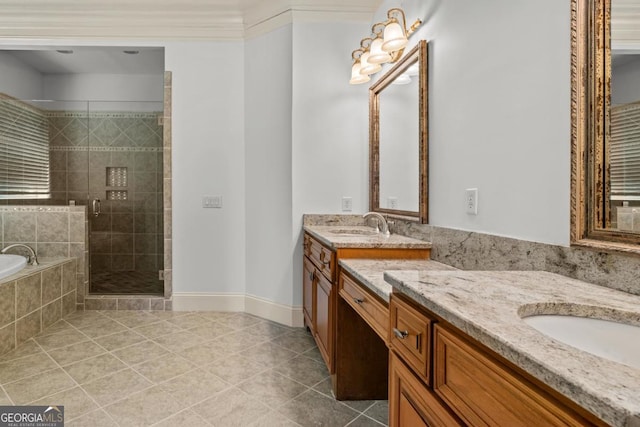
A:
[81,368,152,407]
[348,415,387,426]
[165,313,213,329]
[186,323,235,340]
[215,313,263,330]
[196,311,237,322]
[277,389,359,427]
[238,370,308,407]
[66,409,119,427]
[47,341,106,366]
[158,368,229,407]
[4,368,76,405]
[31,386,98,421]
[243,342,298,366]
[35,329,88,351]
[302,346,324,364]
[206,355,268,385]
[0,339,43,363]
[76,320,127,339]
[152,330,207,352]
[212,330,265,354]
[363,400,389,425]
[106,311,161,328]
[0,352,58,385]
[104,385,184,426]
[192,387,270,427]
[243,321,292,340]
[0,387,12,405]
[273,354,330,387]
[271,330,317,354]
[135,353,194,383]
[313,378,334,397]
[112,340,168,366]
[153,409,211,427]
[344,399,377,412]
[148,311,193,320]
[134,320,183,338]
[63,312,110,329]
[38,319,76,337]
[63,353,127,384]
[93,329,146,351]
[249,411,302,427]
[176,341,224,366]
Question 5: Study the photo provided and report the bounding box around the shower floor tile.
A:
[90,271,163,294]
[0,311,389,426]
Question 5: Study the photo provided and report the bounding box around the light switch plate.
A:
[342,197,353,212]
[387,197,398,209]
[465,188,478,215]
[203,195,222,208]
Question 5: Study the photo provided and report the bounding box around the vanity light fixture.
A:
[349,8,422,85]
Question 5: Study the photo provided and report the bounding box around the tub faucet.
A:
[363,212,390,237]
[1,244,38,266]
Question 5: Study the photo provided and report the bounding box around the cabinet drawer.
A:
[339,272,388,341]
[389,352,463,427]
[434,325,598,427]
[389,295,432,385]
[306,234,335,281]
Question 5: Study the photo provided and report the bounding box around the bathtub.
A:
[0,254,27,280]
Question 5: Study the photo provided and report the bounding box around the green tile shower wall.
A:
[47,112,164,275]
[0,259,77,356]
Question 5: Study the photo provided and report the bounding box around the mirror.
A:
[369,40,428,223]
[571,0,640,245]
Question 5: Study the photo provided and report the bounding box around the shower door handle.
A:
[92,199,101,217]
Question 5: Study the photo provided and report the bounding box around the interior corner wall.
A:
[165,41,246,295]
[0,51,43,99]
[244,25,294,306]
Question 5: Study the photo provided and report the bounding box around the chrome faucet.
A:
[1,244,39,266]
[363,212,390,237]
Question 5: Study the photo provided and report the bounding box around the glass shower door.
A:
[87,101,164,295]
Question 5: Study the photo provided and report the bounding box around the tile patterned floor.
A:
[0,311,389,426]
[91,271,163,294]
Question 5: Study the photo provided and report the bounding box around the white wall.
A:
[368,0,571,245]
[0,51,43,99]
[165,41,246,296]
[43,73,163,111]
[244,26,294,305]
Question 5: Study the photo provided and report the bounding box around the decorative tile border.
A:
[45,111,162,119]
[50,146,161,152]
[0,206,84,213]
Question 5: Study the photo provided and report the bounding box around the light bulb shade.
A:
[368,38,391,64]
[360,52,382,75]
[382,22,408,52]
[406,62,420,76]
[391,74,412,85]
[349,62,370,84]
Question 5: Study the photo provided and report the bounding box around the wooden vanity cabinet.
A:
[389,293,608,427]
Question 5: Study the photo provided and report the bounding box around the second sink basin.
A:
[522,314,640,370]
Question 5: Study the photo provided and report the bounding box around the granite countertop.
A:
[304,225,431,250]
[384,270,640,427]
[339,259,457,303]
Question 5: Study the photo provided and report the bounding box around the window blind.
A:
[0,94,50,199]
[610,101,640,201]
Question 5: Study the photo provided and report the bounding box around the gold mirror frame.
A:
[369,40,428,223]
[571,0,640,252]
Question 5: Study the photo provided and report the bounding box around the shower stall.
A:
[1,96,165,295]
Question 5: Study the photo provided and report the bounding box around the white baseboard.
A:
[172,292,304,327]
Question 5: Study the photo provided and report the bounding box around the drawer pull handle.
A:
[393,328,409,339]
[309,272,314,281]
[353,297,364,305]
[322,259,331,266]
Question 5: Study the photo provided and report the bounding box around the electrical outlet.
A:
[465,188,478,215]
[387,197,398,209]
[342,197,353,212]
[202,195,222,208]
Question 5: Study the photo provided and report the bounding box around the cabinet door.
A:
[315,273,333,371]
[303,257,315,332]
[389,352,463,427]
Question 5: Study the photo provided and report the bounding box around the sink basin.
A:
[327,228,379,236]
[523,315,640,369]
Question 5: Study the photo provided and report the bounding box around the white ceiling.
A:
[7,47,165,74]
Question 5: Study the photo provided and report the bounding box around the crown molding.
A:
[0,0,379,41]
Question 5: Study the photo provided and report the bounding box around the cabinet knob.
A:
[353,297,364,305]
[309,272,314,281]
[393,328,409,339]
